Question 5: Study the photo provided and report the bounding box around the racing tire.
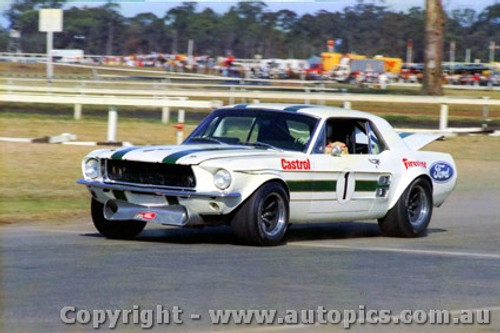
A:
[231,182,289,246]
[91,199,146,239]
[378,177,433,238]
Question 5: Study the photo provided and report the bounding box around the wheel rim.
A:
[406,184,430,228]
[258,192,286,237]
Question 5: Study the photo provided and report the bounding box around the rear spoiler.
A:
[399,132,444,150]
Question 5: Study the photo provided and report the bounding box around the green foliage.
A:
[2,1,499,62]
[0,29,8,50]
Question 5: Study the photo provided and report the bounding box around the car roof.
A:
[218,103,381,121]
[218,103,408,151]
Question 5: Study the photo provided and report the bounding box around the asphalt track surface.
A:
[1,188,499,332]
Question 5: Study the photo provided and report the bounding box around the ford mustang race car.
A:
[78,104,457,246]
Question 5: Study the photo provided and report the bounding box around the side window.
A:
[367,122,385,154]
[353,125,369,154]
[322,118,357,154]
[316,118,385,155]
[352,120,386,155]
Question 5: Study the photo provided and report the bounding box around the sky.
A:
[0,0,498,28]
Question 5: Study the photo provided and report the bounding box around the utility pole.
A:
[106,22,114,55]
[450,41,455,75]
[465,48,471,63]
[7,26,21,54]
[489,41,499,67]
[421,0,445,96]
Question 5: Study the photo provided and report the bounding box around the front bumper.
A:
[77,179,241,198]
[78,179,242,226]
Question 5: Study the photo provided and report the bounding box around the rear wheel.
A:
[231,182,289,246]
[91,199,146,239]
[378,177,433,237]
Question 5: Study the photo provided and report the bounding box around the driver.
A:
[325,141,349,155]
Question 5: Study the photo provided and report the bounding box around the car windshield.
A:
[185,109,319,152]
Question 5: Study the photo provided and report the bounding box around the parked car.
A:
[78,104,457,246]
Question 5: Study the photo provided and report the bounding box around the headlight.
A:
[214,169,231,190]
[84,158,100,179]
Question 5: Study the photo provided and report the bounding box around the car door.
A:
[307,117,394,220]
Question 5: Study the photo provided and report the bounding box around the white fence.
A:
[1,82,495,132]
[1,81,497,105]
[0,92,221,124]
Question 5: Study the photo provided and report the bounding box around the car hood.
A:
[101,144,286,165]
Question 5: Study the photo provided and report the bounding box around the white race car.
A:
[78,104,457,246]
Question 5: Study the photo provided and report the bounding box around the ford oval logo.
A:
[429,161,454,183]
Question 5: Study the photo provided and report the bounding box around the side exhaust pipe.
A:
[104,199,189,226]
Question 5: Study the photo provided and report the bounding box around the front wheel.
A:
[378,177,433,237]
[231,182,289,246]
[91,199,146,239]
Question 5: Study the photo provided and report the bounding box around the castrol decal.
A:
[281,158,311,171]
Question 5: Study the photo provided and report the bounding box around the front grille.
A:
[105,159,196,188]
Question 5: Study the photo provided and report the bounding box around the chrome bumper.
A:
[77,179,241,198]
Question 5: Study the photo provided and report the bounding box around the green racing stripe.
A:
[162,147,240,164]
[355,180,379,192]
[287,180,336,192]
[283,105,315,112]
[110,147,143,160]
[110,146,240,164]
[287,180,382,193]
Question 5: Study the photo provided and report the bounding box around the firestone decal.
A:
[402,158,427,170]
[281,158,311,171]
[429,161,454,183]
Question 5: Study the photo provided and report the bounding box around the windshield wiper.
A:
[242,141,282,151]
[188,136,226,144]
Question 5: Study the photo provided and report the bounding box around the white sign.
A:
[39,9,63,32]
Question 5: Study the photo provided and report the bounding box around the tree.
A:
[123,13,166,54]
[421,0,445,96]
[165,2,197,53]
[5,0,65,28]
[1,0,495,63]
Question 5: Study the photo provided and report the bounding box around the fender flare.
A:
[223,171,290,214]
[387,171,433,210]
[240,177,290,204]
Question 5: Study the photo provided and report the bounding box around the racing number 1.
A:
[336,171,355,204]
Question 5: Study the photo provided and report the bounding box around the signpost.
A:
[449,41,456,75]
[39,9,63,83]
[406,39,413,64]
[489,41,499,67]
